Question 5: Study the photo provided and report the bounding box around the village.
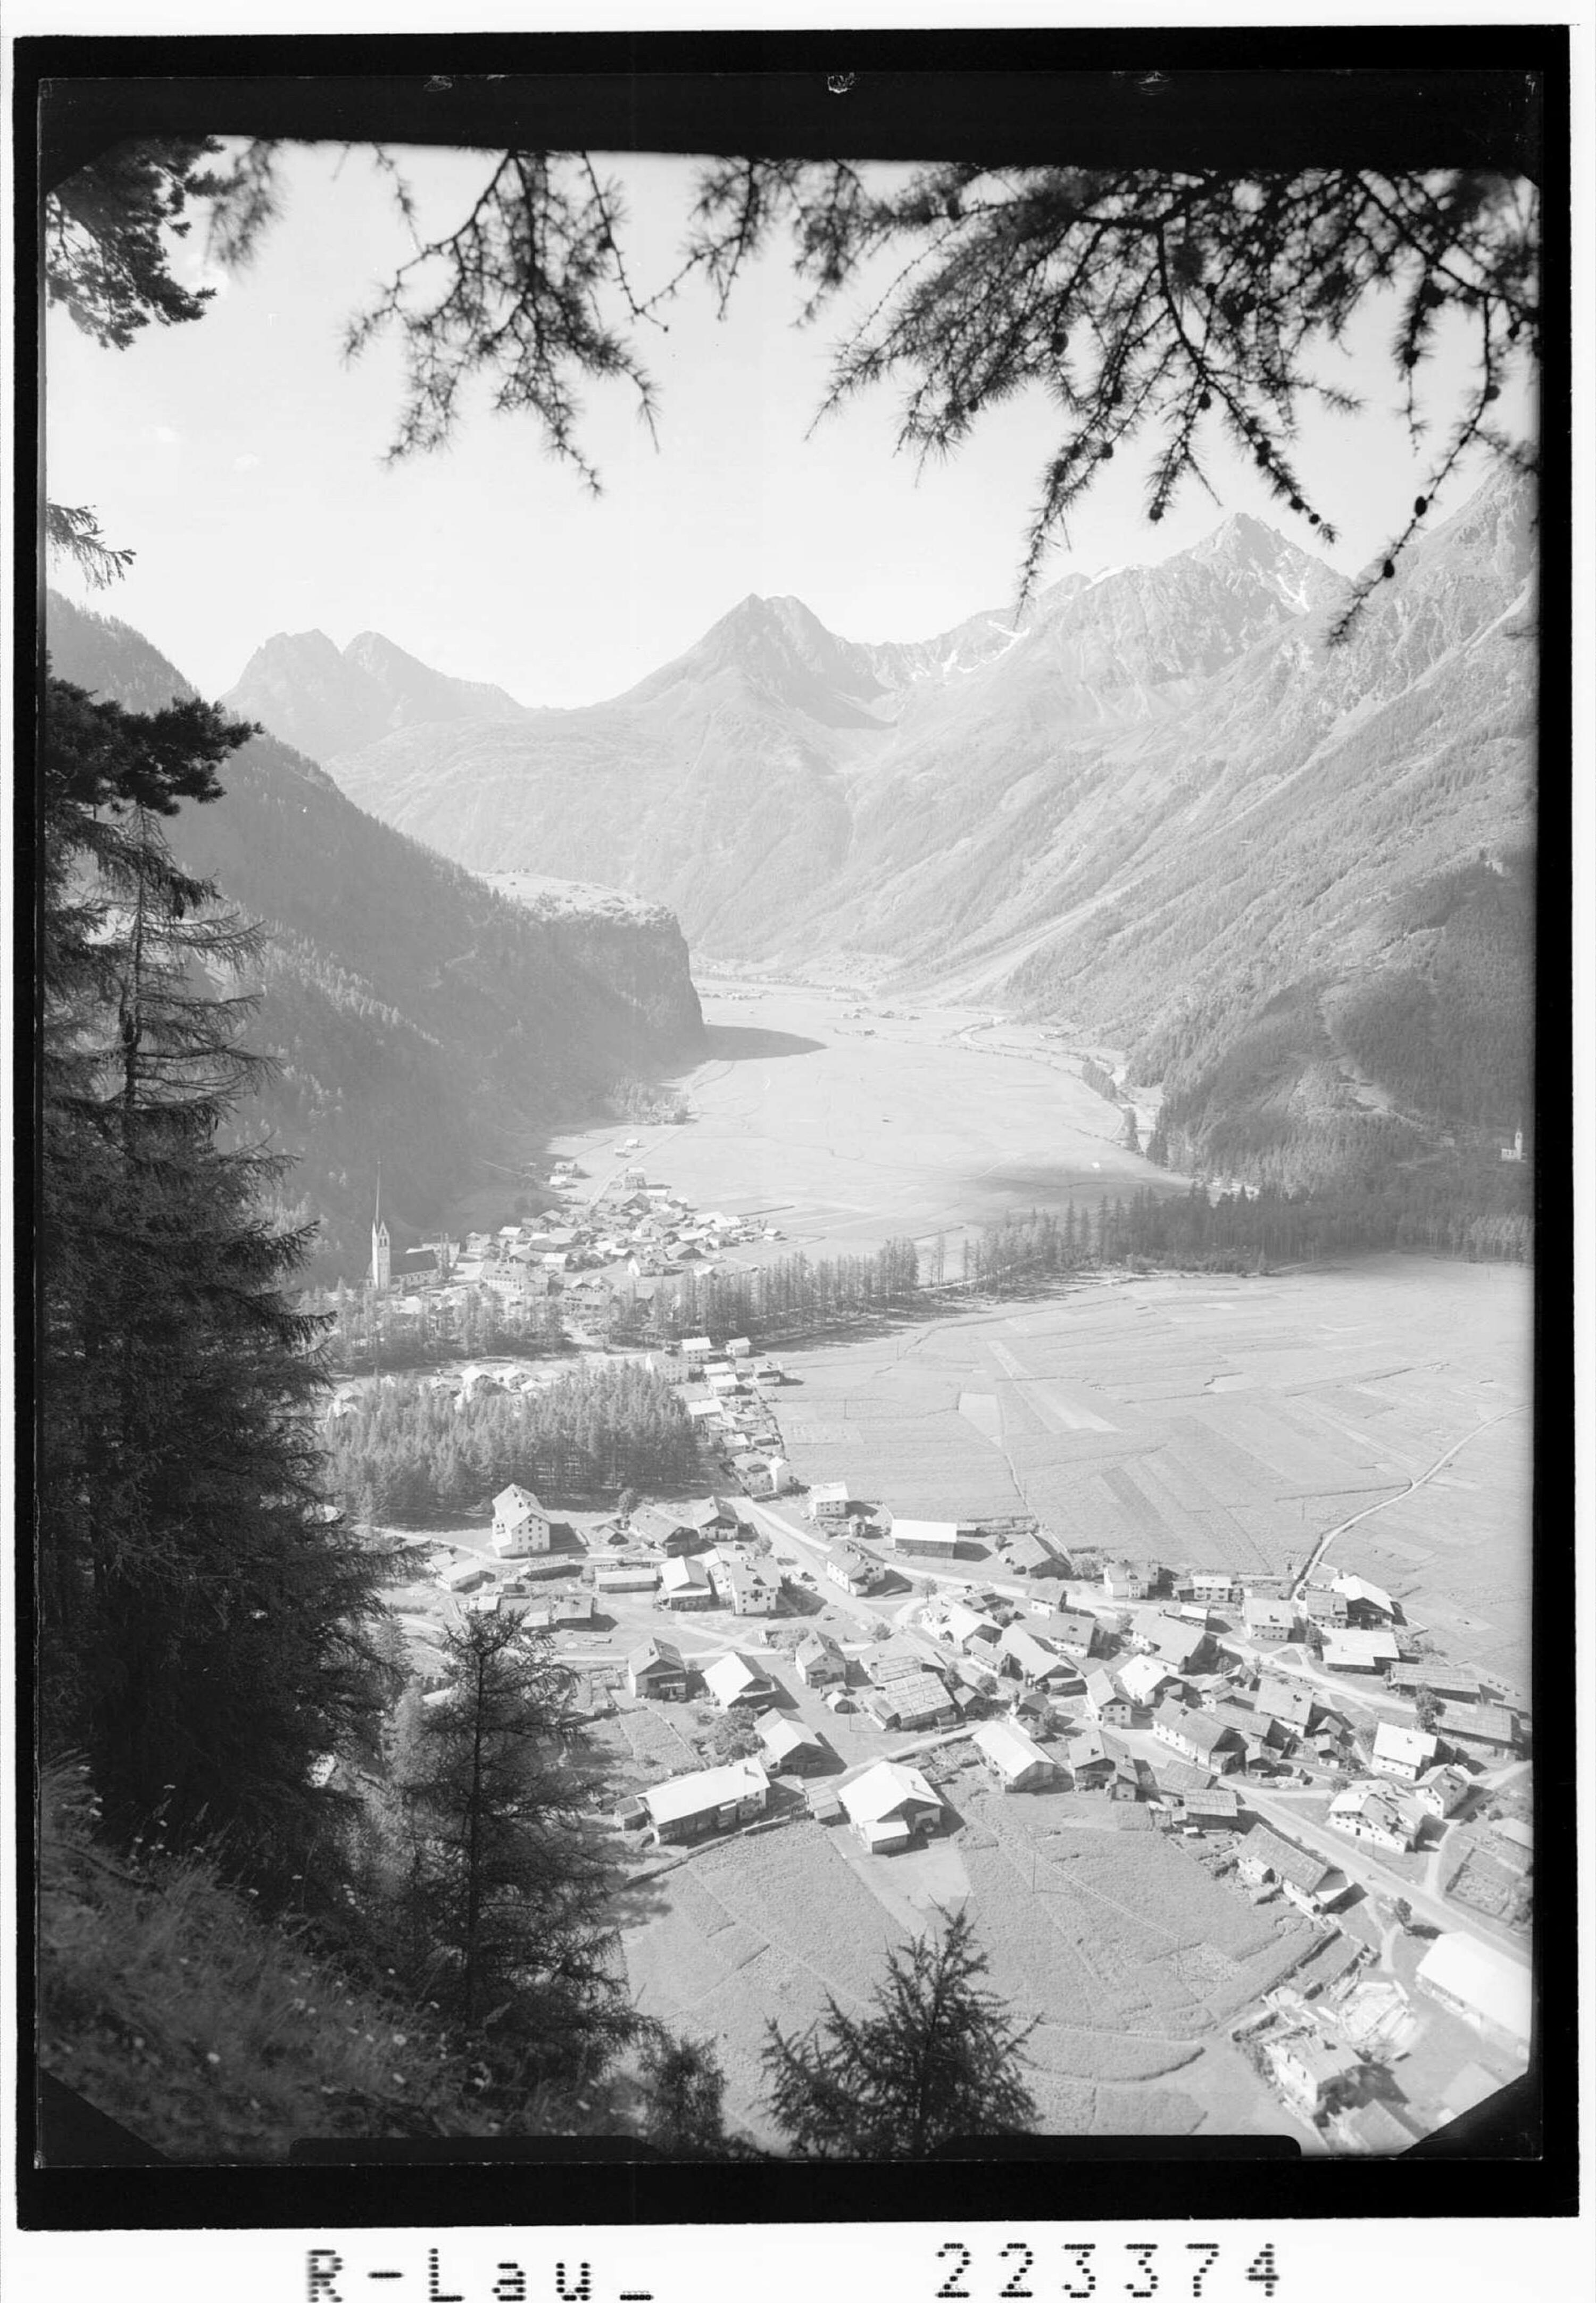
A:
[371,1151,1534,2155]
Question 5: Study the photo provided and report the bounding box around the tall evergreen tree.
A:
[761,1907,1036,2158]
[39,672,400,1876]
[398,1611,636,2087]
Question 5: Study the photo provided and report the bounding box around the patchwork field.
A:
[774,1259,1532,1684]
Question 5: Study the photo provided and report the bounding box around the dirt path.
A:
[1290,1402,1529,1598]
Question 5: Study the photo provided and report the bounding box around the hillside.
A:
[226,472,1535,1200]
[46,595,704,1279]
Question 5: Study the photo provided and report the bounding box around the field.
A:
[543,982,1180,1268]
[770,1258,1532,1689]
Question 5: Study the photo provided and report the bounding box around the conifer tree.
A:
[39,672,400,1876]
[761,1907,1036,2158]
[398,1610,636,2085]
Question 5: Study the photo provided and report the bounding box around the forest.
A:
[326,1360,699,1523]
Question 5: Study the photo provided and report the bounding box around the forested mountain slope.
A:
[47,596,703,1278]
[221,472,1535,1200]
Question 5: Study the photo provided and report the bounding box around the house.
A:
[758,1715,828,1775]
[680,1497,741,1539]
[1102,1559,1146,1601]
[1136,1612,1219,1673]
[438,1558,495,1595]
[644,1758,770,1844]
[1209,1698,1287,1759]
[658,1554,715,1609]
[826,1543,883,1597]
[627,1637,688,1701]
[998,1624,1076,1690]
[1321,1628,1401,1674]
[726,1336,753,1359]
[521,1590,595,1632]
[1001,1529,1065,1577]
[794,1629,848,1689]
[864,1672,958,1732]
[890,1518,967,1559]
[1434,1701,1518,1757]
[1237,1828,1347,1914]
[1412,1763,1473,1820]
[1370,1722,1441,1783]
[1416,1933,1531,2056]
[1297,1585,1348,1630]
[685,1399,727,1428]
[1117,1653,1176,1709]
[680,1335,714,1366]
[808,1482,852,1522]
[1029,1606,1102,1659]
[1334,1572,1399,1623]
[972,1719,1055,1793]
[733,1452,794,1498]
[1066,1728,1115,1789]
[1179,1787,1242,1830]
[1186,1570,1238,1608]
[1328,1785,1423,1853]
[1243,1595,1296,1644]
[1082,1668,1137,1728]
[594,1562,660,1595]
[1270,2033,1362,2116]
[630,1505,701,1551]
[491,1483,552,1557]
[700,1650,779,1711]
[1254,1672,1317,1733]
[838,1760,943,1852]
[1152,1700,1244,1774]
[711,1556,783,1616]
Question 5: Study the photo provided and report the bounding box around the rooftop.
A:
[644,1759,769,1827]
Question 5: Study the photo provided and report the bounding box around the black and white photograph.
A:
[15,25,1577,2239]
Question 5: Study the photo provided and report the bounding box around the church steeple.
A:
[371,1164,390,1292]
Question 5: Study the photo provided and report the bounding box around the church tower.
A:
[371,1167,391,1292]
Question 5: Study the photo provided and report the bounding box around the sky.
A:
[46,141,1535,707]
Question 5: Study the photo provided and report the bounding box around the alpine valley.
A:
[46,594,704,1280]
[222,472,1536,1225]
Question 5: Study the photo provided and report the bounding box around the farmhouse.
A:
[808,1482,852,1522]
[1000,1529,1064,1576]
[1152,1700,1244,1774]
[826,1543,883,1597]
[658,1555,715,1609]
[794,1630,848,1689]
[1328,1785,1424,1853]
[1117,1653,1176,1709]
[1412,1764,1473,1820]
[1370,1722,1441,1783]
[1321,1628,1401,1674]
[1082,1668,1137,1728]
[1066,1728,1115,1789]
[701,1651,779,1711]
[1270,2033,1363,2116]
[1254,1673,1317,1733]
[1298,1586,1348,1629]
[1237,1828,1347,1914]
[971,1719,1055,1793]
[491,1484,552,1557]
[998,1624,1076,1690]
[1243,1595,1297,1644]
[758,1715,828,1775]
[711,1556,783,1616]
[839,1760,943,1851]
[1029,1606,1102,1658]
[644,1758,770,1844]
[890,1518,967,1559]
[627,1637,688,1701]
[520,1591,594,1632]
[1334,1572,1399,1623]
[1416,1934,1532,2056]
[1136,1613,1220,1673]
[1154,1758,1216,1800]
